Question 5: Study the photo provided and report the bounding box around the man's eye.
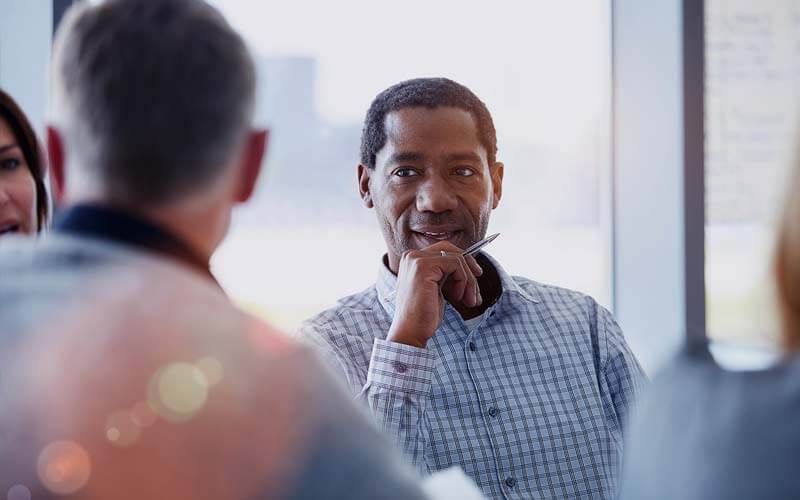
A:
[394,168,419,178]
[454,167,475,177]
[0,158,21,171]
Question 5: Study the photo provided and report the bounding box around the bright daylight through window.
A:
[209,0,613,331]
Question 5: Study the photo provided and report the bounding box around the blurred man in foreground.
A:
[0,1,427,498]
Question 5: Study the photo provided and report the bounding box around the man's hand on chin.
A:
[387,241,483,348]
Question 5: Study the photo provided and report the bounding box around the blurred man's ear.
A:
[491,161,504,209]
[46,127,66,205]
[357,164,373,208]
[235,129,268,203]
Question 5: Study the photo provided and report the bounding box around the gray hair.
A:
[51,0,256,203]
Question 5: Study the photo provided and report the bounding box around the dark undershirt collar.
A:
[54,204,218,287]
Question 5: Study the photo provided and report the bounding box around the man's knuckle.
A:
[402,249,419,261]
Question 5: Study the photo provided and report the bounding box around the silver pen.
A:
[461,233,500,256]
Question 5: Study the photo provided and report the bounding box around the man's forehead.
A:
[384,106,478,136]
[381,106,485,157]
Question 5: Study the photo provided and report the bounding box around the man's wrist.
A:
[387,325,430,348]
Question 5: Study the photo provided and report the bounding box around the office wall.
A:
[0,0,52,131]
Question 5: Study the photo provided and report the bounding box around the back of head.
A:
[360,77,498,169]
[50,0,256,204]
[775,148,800,350]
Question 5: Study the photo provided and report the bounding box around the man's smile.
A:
[411,228,465,248]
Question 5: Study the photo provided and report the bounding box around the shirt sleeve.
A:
[596,304,648,436]
[358,338,437,475]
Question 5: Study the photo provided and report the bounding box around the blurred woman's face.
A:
[0,116,36,236]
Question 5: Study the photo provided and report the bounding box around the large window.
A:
[209,0,614,331]
[705,0,798,349]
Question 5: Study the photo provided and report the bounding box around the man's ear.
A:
[357,163,373,208]
[46,126,66,204]
[490,161,504,209]
[235,129,268,203]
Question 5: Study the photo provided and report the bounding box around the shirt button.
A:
[504,477,516,488]
[488,407,499,418]
[392,361,407,374]
[468,341,476,352]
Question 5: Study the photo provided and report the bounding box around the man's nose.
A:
[416,174,457,213]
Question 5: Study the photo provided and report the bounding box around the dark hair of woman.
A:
[0,88,48,231]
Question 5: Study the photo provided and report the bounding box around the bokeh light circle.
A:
[7,484,31,500]
[105,411,141,448]
[37,441,91,495]
[130,401,158,428]
[148,363,209,422]
[195,357,224,386]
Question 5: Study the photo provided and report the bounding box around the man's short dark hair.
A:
[360,77,498,169]
[52,0,256,204]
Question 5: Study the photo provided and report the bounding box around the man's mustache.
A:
[408,213,462,227]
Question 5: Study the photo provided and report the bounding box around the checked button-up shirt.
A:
[297,253,646,500]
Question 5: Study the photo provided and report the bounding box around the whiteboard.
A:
[706,0,800,225]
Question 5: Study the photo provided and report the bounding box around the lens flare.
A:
[7,484,31,500]
[37,441,91,495]
[105,411,141,448]
[148,363,209,422]
[130,401,158,428]
[195,357,224,386]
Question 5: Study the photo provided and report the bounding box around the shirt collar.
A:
[376,251,540,315]
[54,204,219,286]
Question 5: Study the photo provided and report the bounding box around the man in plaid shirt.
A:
[298,78,646,500]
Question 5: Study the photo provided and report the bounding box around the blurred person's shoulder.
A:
[0,230,303,363]
[0,246,343,498]
[0,233,147,338]
[40,237,299,358]
[627,345,715,418]
[0,231,162,284]
[0,234,330,499]
[622,345,800,499]
[632,343,800,417]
